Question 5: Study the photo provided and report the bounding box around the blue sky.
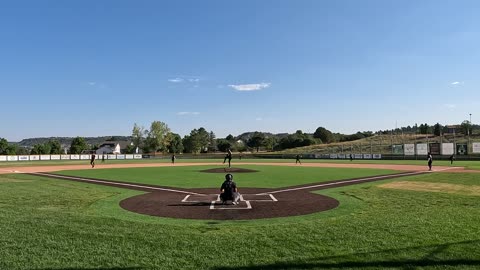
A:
[1,0,479,141]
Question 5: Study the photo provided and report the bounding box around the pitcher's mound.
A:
[200,168,259,173]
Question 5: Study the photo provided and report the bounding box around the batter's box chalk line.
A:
[180,194,277,210]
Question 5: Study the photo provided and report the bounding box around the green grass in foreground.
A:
[0,172,479,269]
[56,165,397,188]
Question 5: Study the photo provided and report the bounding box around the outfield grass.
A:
[0,171,479,269]
[55,165,398,188]
[2,157,480,170]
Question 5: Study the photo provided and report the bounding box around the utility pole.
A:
[469,113,472,154]
[414,123,417,160]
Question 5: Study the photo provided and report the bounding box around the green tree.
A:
[461,120,472,135]
[216,139,232,152]
[181,135,196,153]
[167,133,184,154]
[131,123,145,148]
[125,144,136,154]
[0,138,9,155]
[313,127,334,144]
[196,128,210,153]
[48,140,62,154]
[208,131,217,152]
[419,123,431,134]
[247,132,266,152]
[16,147,29,155]
[433,123,442,136]
[225,134,235,142]
[145,121,171,153]
[69,137,87,154]
[30,143,51,155]
[264,136,278,151]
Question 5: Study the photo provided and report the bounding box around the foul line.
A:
[32,172,203,196]
[262,171,424,195]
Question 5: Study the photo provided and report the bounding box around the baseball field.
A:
[0,159,479,269]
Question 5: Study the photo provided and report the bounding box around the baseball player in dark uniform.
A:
[90,152,96,168]
[427,152,433,171]
[220,174,238,204]
[295,154,301,164]
[223,149,233,168]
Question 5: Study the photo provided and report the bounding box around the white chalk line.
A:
[432,166,462,172]
[0,169,23,173]
[262,171,424,195]
[32,172,203,196]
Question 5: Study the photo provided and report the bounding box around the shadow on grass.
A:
[212,240,480,270]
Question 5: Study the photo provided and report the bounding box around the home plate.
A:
[210,200,252,210]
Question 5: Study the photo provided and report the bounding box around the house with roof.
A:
[95,141,131,155]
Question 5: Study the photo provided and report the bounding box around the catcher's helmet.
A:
[225,173,233,181]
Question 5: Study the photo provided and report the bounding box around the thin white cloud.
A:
[228,82,271,91]
[255,117,263,121]
[444,104,457,110]
[87,82,97,86]
[168,78,184,83]
[451,81,464,86]
[168,76,202,83]
[177,111,200,116]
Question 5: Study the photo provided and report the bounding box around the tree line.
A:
[0,120,476,155]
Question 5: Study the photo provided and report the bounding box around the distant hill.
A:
[15,136,132,148]
[271,133,480,155]
[235,132,290,142]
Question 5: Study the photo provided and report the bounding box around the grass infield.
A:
[55,165,398,188]
[0,168,479,269]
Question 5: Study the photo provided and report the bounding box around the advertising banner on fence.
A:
[0,156,7,161]
[61,155,70,160]
[354,154,363,159]
[7,156,18,161]
[403,143,415,156]
[117,155,126,160]
[363,154,372,159]
[373,154,382,159]
[108,154,117,160]
[50,155,61,160]
[441,143,454,155]
[404,144,415,155]
[456,144,468,155]
[18,155,29,161]
[392,144,404,155]
[429,143,440,155]
[125,154,134,159]
[40,155,51,160]
[416,144,428,155]
[338,154,346,159]
[71,155,80,160]
[80,155,90,160]
[329,154,338,159]
[473,143,480,154]
[29,155,40,161]
[134,154,142,159]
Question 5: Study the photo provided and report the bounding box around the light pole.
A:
[468,113,472,156]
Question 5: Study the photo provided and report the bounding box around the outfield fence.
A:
[0,154,143,162]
